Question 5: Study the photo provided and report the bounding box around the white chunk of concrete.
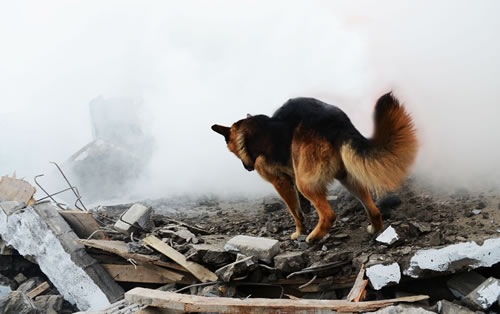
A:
[0,205,112,311]
[114,204,152,234]
[463,277,500,310]
[404,237,500,278]
[376,226,399,245]
[366,262,401,290]
[224,235,279,263]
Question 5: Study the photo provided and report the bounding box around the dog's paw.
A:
[367,224,376,234]
[290,231,302,240]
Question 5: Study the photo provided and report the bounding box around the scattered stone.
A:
[471,209,481,215]
[297,242,308,250]
[376,226,399,245]
[262,197,283,213]
[187,242,232,268]
[273,252,307,273]
[366,263,401,290]
[401,247,412,255]
[13,273,27,285]
[446,271,486,299]
[224,235,279,263]
[456,236,467,241]
[437,300,475,314]
[215,254,256,282]
[427,231,442,246]
[409,222,432,234]
[265,221,279,234]
[332,233,350,240]
[34,295,63,314]
[0,291,38,314]
[160,227,197,244]
[462,277,500,310]
[114,204,153,234]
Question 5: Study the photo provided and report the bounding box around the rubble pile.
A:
[1,174,500,313]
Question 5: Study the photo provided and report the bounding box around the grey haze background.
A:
[1,1,499,201]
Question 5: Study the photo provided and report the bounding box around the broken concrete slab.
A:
[404,237,500,278]
[273,251,307,274]
[34,295,63,314]
[0,201,124,311]
[376,226,399,245]
[0,291,38,314]
[446,271,486,299]
[224,235,280,263]
[366,263,401,290]
[462,277,500,310]
[215,254,256,282]
[187,242,232,268]
[437,300,475,314]
[114,203,153,234]
[368,304,434,314]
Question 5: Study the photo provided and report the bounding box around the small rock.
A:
[456,236,467,241]
[401,247,412,255]
[224,235,280,263]
[376,226,399,245]
[296,234,307,242]
[332,233,349,240]
[409,221,431,234]
[297,242,308,250]
[427,231,442,246]
[462,277,500,310]
[471,209,481,215]
[437,300,475,314]
[13,274,27,285]
[114,204,153,234]
[265,222,279,234]
[262,198,283,213]
[274,252,307,273]
[34,295,63,314]
[321,245,328,251]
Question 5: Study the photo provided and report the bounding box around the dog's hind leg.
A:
[339,176,383,234]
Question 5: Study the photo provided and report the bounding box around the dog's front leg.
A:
[270,176,304,240]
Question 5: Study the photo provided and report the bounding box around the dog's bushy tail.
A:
[340,93,418,196]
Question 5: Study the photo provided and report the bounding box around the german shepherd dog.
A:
[212,93,417,243]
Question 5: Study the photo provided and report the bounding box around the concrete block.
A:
[224,235,280,263]
[114,204,153,234]
[404,237,500,278]
[0,291,38,314]
[446,271,486,299]
[463,277,500,310]
[366,263,401,290]
[0,203,124,311]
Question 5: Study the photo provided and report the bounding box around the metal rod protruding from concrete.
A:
[34,174,66,210]
[50,161,88,211]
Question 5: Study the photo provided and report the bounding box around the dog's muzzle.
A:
[242,161,254,171]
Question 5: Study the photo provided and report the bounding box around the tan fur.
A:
[340,101,417,196]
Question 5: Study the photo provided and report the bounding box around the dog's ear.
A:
[246,113,252,118]
[211,124,231,142]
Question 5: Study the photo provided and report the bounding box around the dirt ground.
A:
[142,177,500,276]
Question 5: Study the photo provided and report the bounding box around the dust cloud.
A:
[1,1,499,202]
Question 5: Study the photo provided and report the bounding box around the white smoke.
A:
[1,1,499,201]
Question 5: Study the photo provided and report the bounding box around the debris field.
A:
[1,174,500,313]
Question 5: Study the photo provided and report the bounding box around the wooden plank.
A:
[0,175,36,206]
[125,288,429,313]
[143,235,217,283]
[101,264,185,284]
[59,210,106,239]
[26,281,50,298]
[346,264,367,302]
[79,239,187,272]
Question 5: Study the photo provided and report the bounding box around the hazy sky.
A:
[1,1,499,200]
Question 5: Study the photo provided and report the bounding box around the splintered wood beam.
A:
[26,281,50,299]
[346,264,367,302]
[101,264,186,284]
[125,288,429,313]
[78,239,187,272]
[143,235,217,283]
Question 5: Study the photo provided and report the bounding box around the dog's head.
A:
[212,114,261,172]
